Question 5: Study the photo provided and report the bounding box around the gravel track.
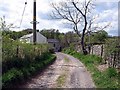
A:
[22,52,95,88]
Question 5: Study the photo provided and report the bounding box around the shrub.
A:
[106,68,117,78]
[2,68,23,87]
[2,36,49,73]
[2,35,56,88]
[2,53,56,88]
[49,48,55,54]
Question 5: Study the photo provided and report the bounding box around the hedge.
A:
[2,53,56,88]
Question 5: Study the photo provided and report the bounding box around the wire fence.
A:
[89,44,120,69]
[107,48,120,68]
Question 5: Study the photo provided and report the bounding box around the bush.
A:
[2,53,56,88]
[2,68,24,87]
[2,35,56,88]
[2,36,49,73]
[106,68,117,78]
[49,48,55,54]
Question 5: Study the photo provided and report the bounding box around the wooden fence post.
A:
[116,51,119,68]
[101,44,103,58]
[16,45,19,57]
[92,45,93,55]
[113,52,116,68]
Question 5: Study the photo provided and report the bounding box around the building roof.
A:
[20,33,33,39]
[47,39,59,43]
[20,32,46,39]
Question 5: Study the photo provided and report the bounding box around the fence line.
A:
[107,51,120,68]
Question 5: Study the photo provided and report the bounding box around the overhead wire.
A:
[19,0,27,30]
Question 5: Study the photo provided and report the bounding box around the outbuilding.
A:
[47,39,61,52]
[20,32,47,44]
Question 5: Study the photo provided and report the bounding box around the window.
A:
[54,43,55,47]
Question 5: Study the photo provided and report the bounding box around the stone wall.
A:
[76,44,104,57]
[90,44,104,58]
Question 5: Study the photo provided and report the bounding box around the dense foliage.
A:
[2,36,48,63]
[40,29,79,48]
[2,53,56,88]
[104,37,120,56]
[2,35,56,88]
[2,30,30,40]
[85,30,108,44]
[103,37,120,68]
[40,29,60,39]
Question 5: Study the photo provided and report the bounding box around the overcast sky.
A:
[0,0,119,36]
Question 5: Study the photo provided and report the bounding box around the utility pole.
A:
[33,0,36,45]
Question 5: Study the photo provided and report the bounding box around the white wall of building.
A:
[20,32,47,44]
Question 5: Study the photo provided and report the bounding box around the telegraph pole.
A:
[33,0,36,44]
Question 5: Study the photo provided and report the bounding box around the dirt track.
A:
[22,52,95,88]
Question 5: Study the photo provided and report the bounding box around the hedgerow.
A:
[2,52,56,88]
[2,36,56,88]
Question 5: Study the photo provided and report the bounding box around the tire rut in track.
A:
[22,52,95,88]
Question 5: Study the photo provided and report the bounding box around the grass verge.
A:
[63,49,120,88]
[2,52,56,88]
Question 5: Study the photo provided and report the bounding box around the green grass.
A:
[57,74,66,87]
[2,53,56,88]
[63,49,120,88]
[64,57,69,63]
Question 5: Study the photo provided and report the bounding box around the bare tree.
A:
[51,1,81,36]
[0,16,19,31]
[51,0,110,55]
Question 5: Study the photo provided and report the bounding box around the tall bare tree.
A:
[51,0,110,54]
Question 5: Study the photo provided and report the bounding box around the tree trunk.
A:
[81,17,88,55]
[81,29,88,55]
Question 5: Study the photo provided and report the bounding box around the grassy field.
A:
[63,49,120,88]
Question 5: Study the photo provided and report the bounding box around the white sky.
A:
[0,0,119,36]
